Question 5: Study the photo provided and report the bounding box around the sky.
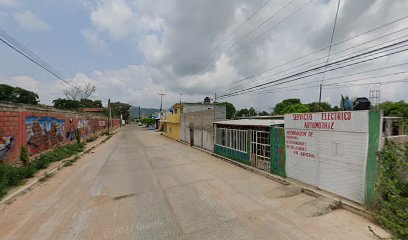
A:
[0,0,408,111]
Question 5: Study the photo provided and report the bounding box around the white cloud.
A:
[0,0,17,7]
[10,0,403,111]
[77,0,408,110]
[81,28,110,54]
[89,0,134,39]
[13,10,50,32]
[11,76,40,92]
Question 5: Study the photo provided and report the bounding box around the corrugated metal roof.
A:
[214,119,284,126]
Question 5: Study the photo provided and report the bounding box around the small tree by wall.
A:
[374,140,408,239]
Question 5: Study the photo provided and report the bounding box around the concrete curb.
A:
[208,151,374,220]
[172,136,375,221]
[0,129,121,208]
[157,132,374,221]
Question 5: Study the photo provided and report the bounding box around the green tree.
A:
[307,102,332,112]
[110,102,132,121]
[379,101,408,135]
[273,99,301,115]
[140,118,155,126]
[235,108,249,118]
[340,95,350,110]
[380,101,408,118]
[0,84,39,104]
[283,103,310,113]
[217,102,236,119]
[248,107,257,116]
[258,111,269,116]
[79,99,103,108]
[53,98,80,110]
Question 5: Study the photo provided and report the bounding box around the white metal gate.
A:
[250,130,270,171]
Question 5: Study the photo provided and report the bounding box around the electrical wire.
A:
[227,0,314,57]
[224,0,297,55]
[191,0,274,72]
[221,33,408,93]
[0,33,75,88]
[217,41,408,99]
[214,14,408,92]
[319,0,341,103]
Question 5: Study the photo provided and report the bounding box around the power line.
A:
[227,0,313,57]
[241,77,408,96]
[0,29,64,79]
[252,68,408,94]
[224,0,297,55]
[220,34,408,94]
[218,48,408,99]
[0,31,75,88]
[198,0,310,74]
[217,41,408,99]
[319,0,341,104]
[324,78,408,88]
[214,14,408,92]
[191,0,274,72]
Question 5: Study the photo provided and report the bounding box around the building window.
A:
[215,127,247,153]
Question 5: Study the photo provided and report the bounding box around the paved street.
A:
[0,126,384,239]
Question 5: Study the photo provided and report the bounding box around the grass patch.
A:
[38,172,54,182]
[373,140,408,239]
[86,136,97,143]
[63,156,80,167]
[0,142,85,199]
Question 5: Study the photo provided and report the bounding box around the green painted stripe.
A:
[365,110,382,204]
[270,127,287,178]
[214,145,251,165]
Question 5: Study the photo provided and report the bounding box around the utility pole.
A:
[214,93,217,103]
[318,84,323,104]
[138,106,141,119]
[179,92,182,104]
[158,93,166,112]
[319,0,341,105]
[108,99,112,133]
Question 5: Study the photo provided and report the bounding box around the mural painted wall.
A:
[66,118,76,141]
[0,131,14,162]
[25,116,65,154]
[270,127,286,178]
[0,102,121,164]
[78,119,90,138]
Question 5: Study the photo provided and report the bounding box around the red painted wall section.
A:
[0,103,121,165]
[0,110,21,163]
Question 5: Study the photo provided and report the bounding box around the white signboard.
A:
[284,111,369,132]
[284,111,370,203]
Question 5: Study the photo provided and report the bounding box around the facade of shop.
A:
[213,119,285,175]
[213,110,382,204]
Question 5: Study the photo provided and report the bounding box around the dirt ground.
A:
[0,126,388,239]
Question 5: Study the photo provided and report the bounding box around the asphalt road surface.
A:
[0,126,385,239]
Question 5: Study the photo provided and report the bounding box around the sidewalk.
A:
[0,129,120,207]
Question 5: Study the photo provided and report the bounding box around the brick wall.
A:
[0,102,121,164]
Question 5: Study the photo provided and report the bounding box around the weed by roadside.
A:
[63,156,80,167]
[86,136,97,143]
[0,142,85,199]
[373,140,408,239]
[38,172,54,182]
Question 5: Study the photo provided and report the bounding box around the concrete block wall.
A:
[181,106,226,151]
[0,102,121,164]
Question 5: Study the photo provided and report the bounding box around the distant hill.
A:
[129,107,160,118]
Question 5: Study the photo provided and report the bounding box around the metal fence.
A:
[215,128,248,153]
